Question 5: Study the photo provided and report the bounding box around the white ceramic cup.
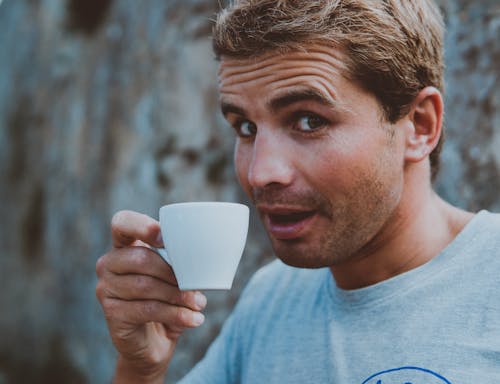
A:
[153,202,249,290]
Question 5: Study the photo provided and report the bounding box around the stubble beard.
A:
[266,172,402,270]
[255,123,402,269]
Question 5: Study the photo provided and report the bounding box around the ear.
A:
[404,87,444,163]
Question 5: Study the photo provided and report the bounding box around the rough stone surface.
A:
[0,0,498,383]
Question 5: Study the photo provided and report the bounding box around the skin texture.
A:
[95,45,473,382]
[220,47,406,270]
[219,46,473,289]
[95,211,207,383]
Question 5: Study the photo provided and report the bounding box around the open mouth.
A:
[265,209,317,240]
[269,211,316,225]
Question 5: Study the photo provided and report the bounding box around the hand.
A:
[96,210,207,383]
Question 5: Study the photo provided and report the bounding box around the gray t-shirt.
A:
[180,210,500,383]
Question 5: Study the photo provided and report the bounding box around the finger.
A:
[100,273,207,311]
[97,246,177,284]
[102,297,205,329]
[111,210,163,248]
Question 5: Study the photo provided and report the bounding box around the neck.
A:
[330,167,474,290]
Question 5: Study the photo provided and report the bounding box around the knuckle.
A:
[101,297,117,315]
[97,285,115,307]
[95,255,107,277]
[95,281,105,301]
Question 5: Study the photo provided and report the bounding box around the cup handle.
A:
[150,246,172,266]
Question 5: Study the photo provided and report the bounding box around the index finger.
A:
[111,210,163,248]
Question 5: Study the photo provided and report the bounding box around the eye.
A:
[295,114,328,132]
[234,120,257,138]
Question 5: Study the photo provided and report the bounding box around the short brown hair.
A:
[213,0,445,179]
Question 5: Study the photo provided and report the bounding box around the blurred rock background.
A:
[0,0,498,383]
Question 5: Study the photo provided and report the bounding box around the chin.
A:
[271,236,355,269]
[274,249,334,269]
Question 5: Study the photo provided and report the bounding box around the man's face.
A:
[218,46,408,268]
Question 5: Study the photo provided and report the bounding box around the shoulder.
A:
[465,210,500,245]
[449,210,500,269]
[474,210,500,226]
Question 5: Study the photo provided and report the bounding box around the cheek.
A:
[307,139,389,197]
[308,144,360,187]
[233,141,251,189]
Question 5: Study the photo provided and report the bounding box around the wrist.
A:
[113,355,168,384]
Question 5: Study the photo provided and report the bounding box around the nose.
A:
[247,130,295,188]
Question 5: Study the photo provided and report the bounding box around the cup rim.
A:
[160,201,248,211]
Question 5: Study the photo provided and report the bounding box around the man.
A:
[96,1,500,383]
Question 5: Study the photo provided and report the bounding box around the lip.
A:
[258,205,318,240]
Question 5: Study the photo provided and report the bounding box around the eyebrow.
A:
[220,88,340,118]
[269,88,338,112]
[220,102,246,118]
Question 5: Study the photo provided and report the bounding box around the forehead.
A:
[217,45,349,102]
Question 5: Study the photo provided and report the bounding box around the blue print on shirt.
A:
[362,366,452,384]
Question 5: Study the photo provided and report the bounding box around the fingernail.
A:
[192,312,205,326]
[194,292,207,310]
